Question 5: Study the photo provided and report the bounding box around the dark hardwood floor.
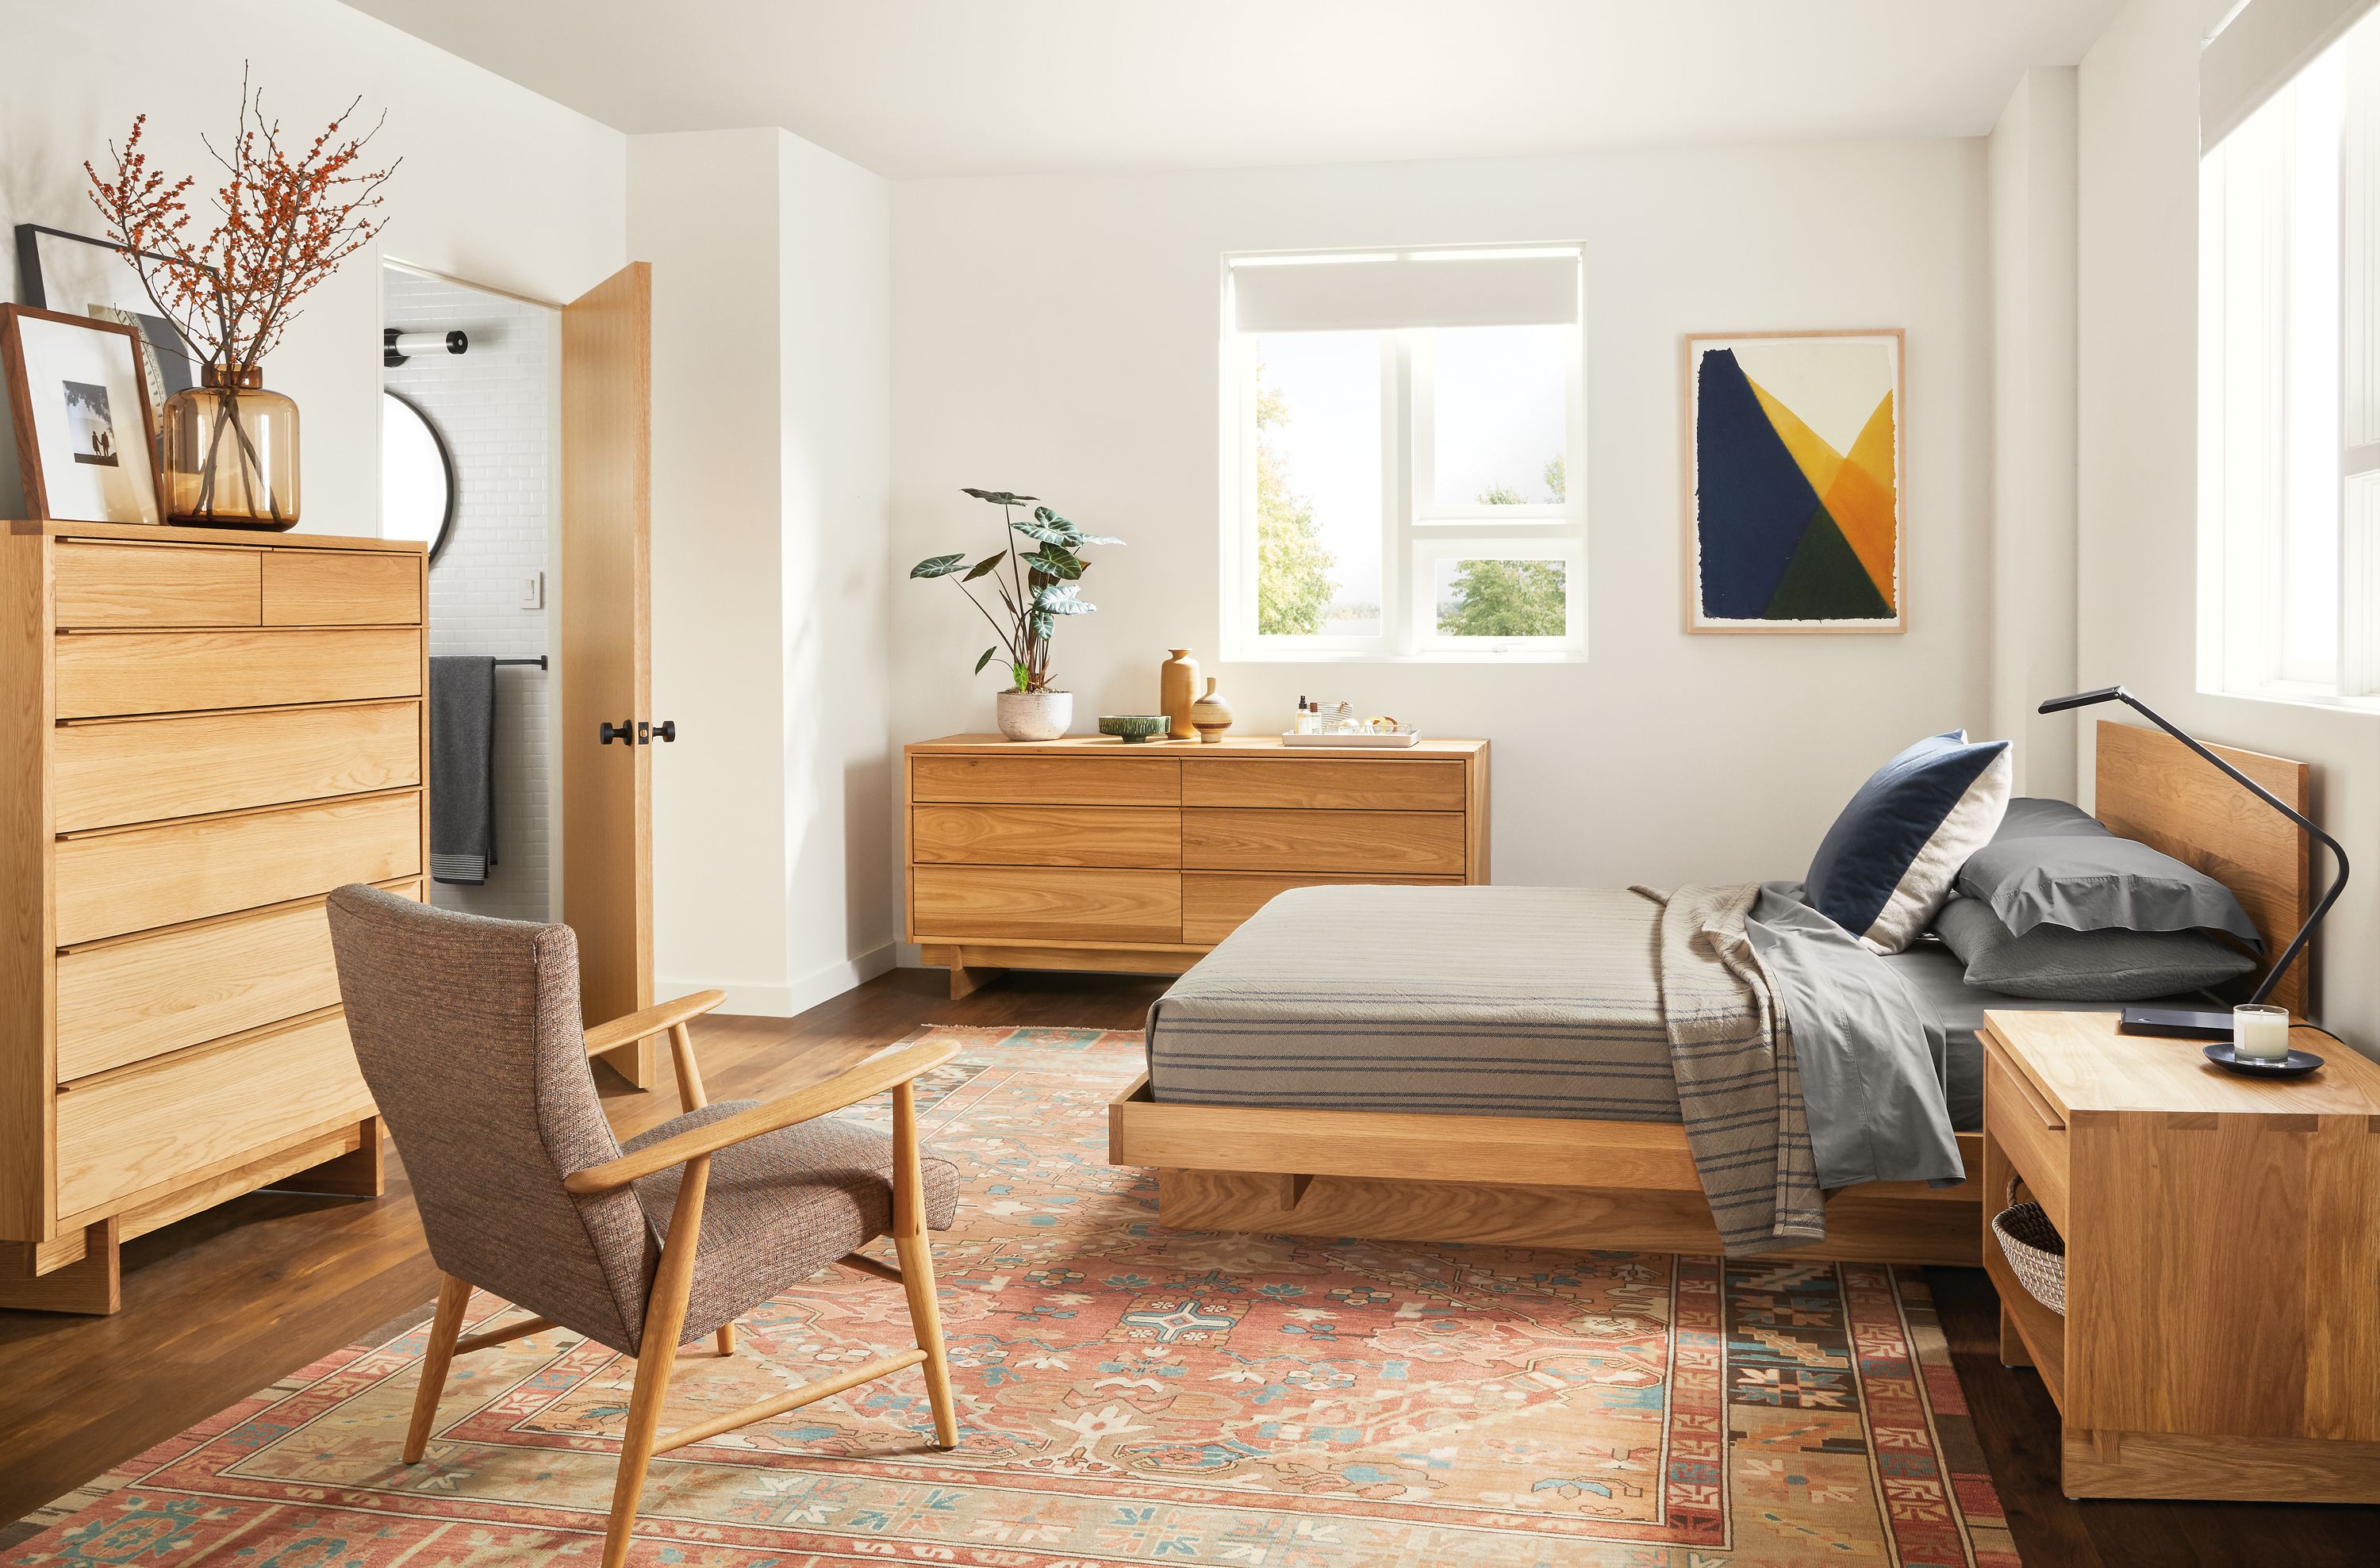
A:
[2,968,2370,1566]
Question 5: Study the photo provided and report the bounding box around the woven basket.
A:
[1991,1200,2067,1317]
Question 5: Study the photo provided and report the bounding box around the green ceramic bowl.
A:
[1099,714,1169,744]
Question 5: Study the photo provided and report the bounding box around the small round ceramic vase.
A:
[996,689,1073,742]
[1190,677,1234,743]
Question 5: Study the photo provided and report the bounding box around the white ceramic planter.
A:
[996,688,1073,742]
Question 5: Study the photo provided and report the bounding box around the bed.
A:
[1106,723,2313,1266]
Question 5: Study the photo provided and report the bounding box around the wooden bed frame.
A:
[1107,723,2313,1267]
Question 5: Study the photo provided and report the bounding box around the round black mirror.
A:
[380,390,455,564]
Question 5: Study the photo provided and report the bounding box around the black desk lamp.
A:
[2038,686,2348,1039]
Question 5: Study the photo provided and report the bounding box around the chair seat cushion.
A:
[624,1104,960,1346]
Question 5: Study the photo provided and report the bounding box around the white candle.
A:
[2233,1004,2291,1060]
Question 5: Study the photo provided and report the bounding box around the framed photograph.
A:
[1,304,165,525]
[15,223,198,412]
[1684,329,1904,634]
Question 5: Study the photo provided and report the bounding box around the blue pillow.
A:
[1805,730,2013,953]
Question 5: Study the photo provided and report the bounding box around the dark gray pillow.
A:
[1934,895,2256,1001]
[1954,797,2262,947]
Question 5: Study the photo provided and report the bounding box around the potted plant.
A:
[912,488,1121,741]
[84,71,395,528]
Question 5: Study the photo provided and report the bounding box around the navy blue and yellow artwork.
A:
[1687,332,1903,632]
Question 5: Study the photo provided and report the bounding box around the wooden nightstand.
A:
[1979,1009,2380,1502]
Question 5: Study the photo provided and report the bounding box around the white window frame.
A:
[2199,6,2380,710]
[1220,246,1587,664]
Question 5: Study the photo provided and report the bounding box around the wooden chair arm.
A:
[583,991,726,1059]
[562,1037,960,1194]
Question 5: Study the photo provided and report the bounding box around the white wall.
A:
[889,143,1994,915]
[0,0,626,537]
[1988,68,2082,799]
[386,270,559,924]
[2077,0,2380,1050]
[638,128,894,1014]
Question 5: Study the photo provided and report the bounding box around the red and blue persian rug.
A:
[6,1026,2017,1568]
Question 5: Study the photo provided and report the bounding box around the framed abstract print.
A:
[1685,329,1904,633]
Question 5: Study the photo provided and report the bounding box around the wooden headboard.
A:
[2093,719,2313,1016]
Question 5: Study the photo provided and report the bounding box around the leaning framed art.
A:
[0,303,166,526]
[1684,328,1904,634]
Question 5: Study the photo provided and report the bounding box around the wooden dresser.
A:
[1,520,428,1313]
[903,734,1489,996]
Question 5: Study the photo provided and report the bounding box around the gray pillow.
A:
[1954,797,2262,947]
[1933,895,2256,1002]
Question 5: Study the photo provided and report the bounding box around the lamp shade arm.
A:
[2036,684,2350,1010]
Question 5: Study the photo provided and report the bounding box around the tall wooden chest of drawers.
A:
[1,521,427,1313]
[904,734,1489,996]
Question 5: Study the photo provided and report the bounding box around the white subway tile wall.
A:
[383,271,555,923]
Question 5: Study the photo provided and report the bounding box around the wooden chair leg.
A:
[601,1155,710,1568]
[891,1081,958,1448]
[716,1322,736,1356]
[405,1274,473,1464]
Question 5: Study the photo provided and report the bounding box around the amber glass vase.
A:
[161,365,300,529]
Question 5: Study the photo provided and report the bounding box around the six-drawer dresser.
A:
[1,520,428,1313]
[904,734,1489,996]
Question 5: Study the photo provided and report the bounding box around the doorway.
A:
[380,261,563,925]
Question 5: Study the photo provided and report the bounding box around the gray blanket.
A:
[1144,883,1960,1254]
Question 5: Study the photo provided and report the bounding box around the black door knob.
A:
[599,719,634,745]
[654,719,677,742]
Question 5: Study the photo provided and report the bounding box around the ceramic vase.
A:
[1190,676,1234,743]
[1161,649,1200,740]
[996,688,1073,742]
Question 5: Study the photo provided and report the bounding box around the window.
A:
[1223,246,1585,660]
[2199,2,2380,704]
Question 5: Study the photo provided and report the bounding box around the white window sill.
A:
[1222,646,1587,665]
[2201,680,2380,717]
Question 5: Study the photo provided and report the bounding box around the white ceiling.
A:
[340,0,2127,180]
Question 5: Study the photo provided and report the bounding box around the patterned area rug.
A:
[9,1026,2017,1568]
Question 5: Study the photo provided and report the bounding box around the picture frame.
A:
[1,303,167,526]
[1683,328,1906,634]
[14,222,199,412]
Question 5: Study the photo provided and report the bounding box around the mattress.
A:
[1145,895,2067,1137]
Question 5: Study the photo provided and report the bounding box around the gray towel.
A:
[428,657,497,884]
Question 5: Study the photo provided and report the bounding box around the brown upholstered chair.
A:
[324,884,961,1567]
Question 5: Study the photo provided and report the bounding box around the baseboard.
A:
[659,943,897,1019]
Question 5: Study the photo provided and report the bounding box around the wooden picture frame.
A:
[0,304,165,526]
[1683,328,1905,634]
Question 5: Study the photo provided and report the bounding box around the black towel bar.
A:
[493,656,548,669]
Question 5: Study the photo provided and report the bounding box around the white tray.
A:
[1279,730,1422,748]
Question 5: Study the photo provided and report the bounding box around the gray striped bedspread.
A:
[1143,882,1960,1254]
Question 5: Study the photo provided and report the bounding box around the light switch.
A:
[520,572,544,610]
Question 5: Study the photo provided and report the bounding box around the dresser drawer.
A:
[54,1009,373,1217]
[53,542,260,627]
[1181,757,1467,811]
[262,550,422,625]
[1183,807,1467,875]
[912,865,1181,943]
[54,627,423,718]
[55,792,422,945]
[56,880,420,1081]
[912,753,1180,807]
[912,804,1180,868]
[55,700,422,832]
[1181,871,1463,944]
[1984,1041,2071,1235]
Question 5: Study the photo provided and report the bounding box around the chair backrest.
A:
[326,884,656,1353]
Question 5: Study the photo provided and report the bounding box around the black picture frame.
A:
[14,223,201,407]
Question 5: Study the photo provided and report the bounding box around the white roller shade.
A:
[2203,0,2378,150]
[1230,251,1580,332]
